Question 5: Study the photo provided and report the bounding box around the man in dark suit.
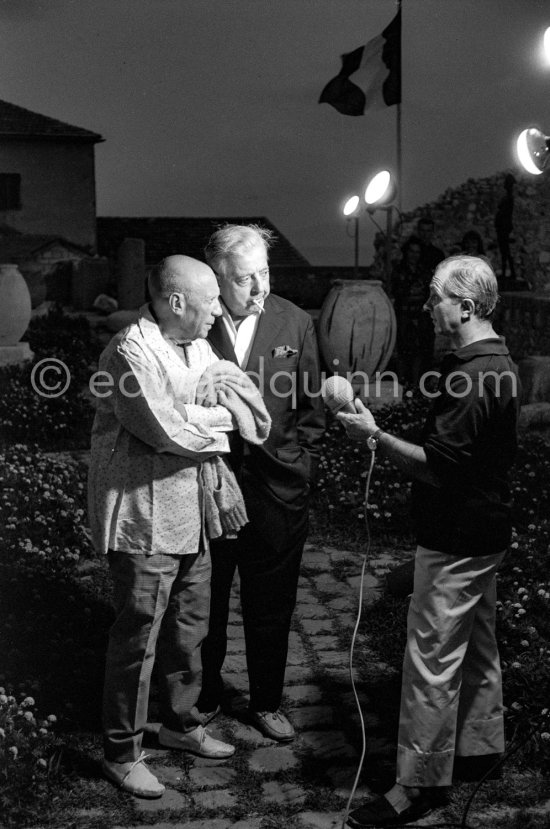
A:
[197,223,326,741]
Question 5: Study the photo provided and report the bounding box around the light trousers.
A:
[103,549,210,762]
[396,545,506,787]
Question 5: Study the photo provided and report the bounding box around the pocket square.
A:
[272,345,298,358]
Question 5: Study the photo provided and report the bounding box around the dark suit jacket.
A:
[208,294,326,548]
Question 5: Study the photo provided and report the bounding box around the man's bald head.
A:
[148,255,222,341]
[148,255,215,301]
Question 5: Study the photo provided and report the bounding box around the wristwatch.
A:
[367,428,384,452]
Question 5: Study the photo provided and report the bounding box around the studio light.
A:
[517,128,550,175]
[343,195,360,216]
[364,170,394,206]
[340,170,398,281]
[341,195,361,275]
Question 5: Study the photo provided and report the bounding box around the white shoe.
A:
[102,751,165,798]
[158,724,235,758]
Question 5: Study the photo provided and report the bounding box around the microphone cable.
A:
[341,446,376,829]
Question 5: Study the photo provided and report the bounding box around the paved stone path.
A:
[73,539,548,828]
[84,541,404,829]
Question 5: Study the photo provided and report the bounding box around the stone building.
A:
[0,98,103,251]
[96,216,310,270]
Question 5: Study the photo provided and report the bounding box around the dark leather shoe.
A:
[347,790,447,828]
[248,709,295,742]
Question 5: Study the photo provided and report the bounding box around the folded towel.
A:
[201,455,248,540]
[197,361,270,539]
[196,360,271,444]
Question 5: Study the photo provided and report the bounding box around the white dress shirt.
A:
[220,301,261,368]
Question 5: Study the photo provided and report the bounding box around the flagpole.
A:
[396,0,402,214]
[397,102,402,214]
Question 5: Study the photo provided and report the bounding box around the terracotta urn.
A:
[317,279,396,378]
[0,263,32,346]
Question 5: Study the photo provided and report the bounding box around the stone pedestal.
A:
[117,238,146,310]
[71,257,111,310]
[0,342,34,367]
[0,263,33,366]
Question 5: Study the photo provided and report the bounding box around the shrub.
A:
[0,687,63,826]
[0,306,102,451]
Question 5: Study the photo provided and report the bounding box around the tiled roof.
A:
[96,217,310,268]
[0,227,88,261]
[0,99,103,141]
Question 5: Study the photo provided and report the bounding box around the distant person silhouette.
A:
[416,216,445,278]
[461,230,485,257]
[390,235,431,385]
[494,174,516,281]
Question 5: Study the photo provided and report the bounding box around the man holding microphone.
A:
[337,255,520,827]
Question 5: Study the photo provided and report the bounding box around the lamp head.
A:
[343,195,360,217]
[364,170,396,207]
[544,26,550,64]
[517,128,550,175]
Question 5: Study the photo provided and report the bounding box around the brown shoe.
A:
[158,724,235,758]
[248,709,295,742]
[102,752,165,798]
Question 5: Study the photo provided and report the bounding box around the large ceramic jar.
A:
[0,263,32,346]
[317,279,396,378]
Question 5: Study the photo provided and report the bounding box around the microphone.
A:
[321,375,356,415]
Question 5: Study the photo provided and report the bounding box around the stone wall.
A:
[370,170,550,292]
[496,291,550,360]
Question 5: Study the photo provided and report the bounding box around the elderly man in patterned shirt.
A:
[88,255,238,800]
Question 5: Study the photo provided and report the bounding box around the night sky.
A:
[3,0,549,265]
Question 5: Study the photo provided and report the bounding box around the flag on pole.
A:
[319,9,401,116]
